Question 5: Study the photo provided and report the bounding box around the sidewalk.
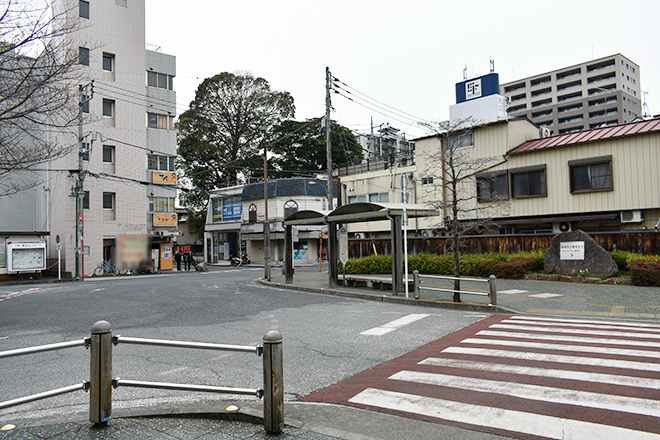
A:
[261,268,660,321]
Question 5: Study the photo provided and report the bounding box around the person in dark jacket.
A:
[183,250,192,271]
[174,250,182,271]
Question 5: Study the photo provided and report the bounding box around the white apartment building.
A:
[500,54,642,136]
[0,0,178,279]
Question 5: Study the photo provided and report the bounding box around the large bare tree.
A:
[418,117,509,301]
[0,0,82,196]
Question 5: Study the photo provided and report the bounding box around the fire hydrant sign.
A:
[560,241,585,260]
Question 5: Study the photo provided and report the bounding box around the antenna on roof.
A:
[642,91,651,118]
[490,57,495,73]
[463,64,467,80]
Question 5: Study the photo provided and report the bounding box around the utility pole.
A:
[263,144,271,281]
[75,81,93,280]
[325,67,333,211]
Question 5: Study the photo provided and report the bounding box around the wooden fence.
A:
[348,231,660,258]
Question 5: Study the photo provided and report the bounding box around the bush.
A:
[609,251,660,271]
[631,259,660,287]
[338,251,545,278]
[474,258,538,279]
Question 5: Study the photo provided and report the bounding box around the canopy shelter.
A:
[283,203,438,294]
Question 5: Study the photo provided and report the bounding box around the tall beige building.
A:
[0,0,178,278]
[500,54,642,135]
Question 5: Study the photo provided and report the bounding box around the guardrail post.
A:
[90,320,113,426]
[413,270,420,299]
[262,330,283,434]
[488,275,497,306]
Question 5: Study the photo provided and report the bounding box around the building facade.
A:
[340,118,660,239]
[205,179,335,264]
[1,0,178,279]
[500,54,642,136]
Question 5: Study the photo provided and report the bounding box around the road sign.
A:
[56,235,60,244]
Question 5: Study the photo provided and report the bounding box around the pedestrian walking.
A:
[174,250,182,271]
[184,250,192,271]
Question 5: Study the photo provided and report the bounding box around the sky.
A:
[145,0,660,139]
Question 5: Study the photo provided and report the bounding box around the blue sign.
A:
[222,202,242,221]
[455,73,500,104]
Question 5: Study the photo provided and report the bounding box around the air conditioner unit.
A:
[621,210,643,223]
[421,230,433,237]
[354,232,366,239]
[552,221,572,234]
[540,127,551,138]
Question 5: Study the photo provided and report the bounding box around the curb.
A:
[256,278,513,314]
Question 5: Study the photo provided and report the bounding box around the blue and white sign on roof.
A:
[455,73,500,103]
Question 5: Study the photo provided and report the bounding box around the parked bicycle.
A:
[93,261,127,276]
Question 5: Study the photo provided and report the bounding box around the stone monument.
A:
[543,230,618,277]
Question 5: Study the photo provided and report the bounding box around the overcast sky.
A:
[145,0,660,139]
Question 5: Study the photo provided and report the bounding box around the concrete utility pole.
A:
[263,144,271,281]
[325,67,333,211]
[75,81,94,280]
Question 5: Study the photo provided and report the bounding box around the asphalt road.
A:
[0,266,488,423]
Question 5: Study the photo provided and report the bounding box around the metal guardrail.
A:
[412,270,497,306]
[0,321,284,434]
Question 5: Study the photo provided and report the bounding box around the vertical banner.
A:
[160,243,173,270]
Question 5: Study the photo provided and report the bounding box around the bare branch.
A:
[0,0,83,195]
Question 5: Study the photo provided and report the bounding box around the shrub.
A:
[474,258,538,279]
[631,259,660,287]
[338,251,546,278]
[609,251,660,271]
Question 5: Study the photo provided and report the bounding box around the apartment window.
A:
[569,156,612,193]
[79,0,89,18]
[422,177,434,186]
[368,192,389,203]
[148,197,175,213]
[447,132,473,150]
[147,113,174,130]
[348,195,368,203]
[103,99,114,118]
[283,200,298,219]
[103,192,115,210]
[103,146,114,163]
[511,166,546,198]
[147,154,175,171]
[477,173,508,202]
[248,204,257,223]
[102,53,114,72]
[147,71,174,90]
[81,142,90,161]
[79,47,89,65]
[83,191,90,209]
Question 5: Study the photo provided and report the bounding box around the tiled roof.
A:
[507,119,660,155]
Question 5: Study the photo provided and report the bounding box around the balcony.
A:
[556,68,581,81]
[586,59,615,73]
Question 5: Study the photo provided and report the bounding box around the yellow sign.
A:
[154,213,178,226]
[153,172,177,185]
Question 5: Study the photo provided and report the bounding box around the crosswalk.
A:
[344,315,660,439]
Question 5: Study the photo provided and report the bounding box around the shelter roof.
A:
[283,202,438,225]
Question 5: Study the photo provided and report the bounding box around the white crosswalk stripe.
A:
[360,314,430,335]
[346,315,660,439]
